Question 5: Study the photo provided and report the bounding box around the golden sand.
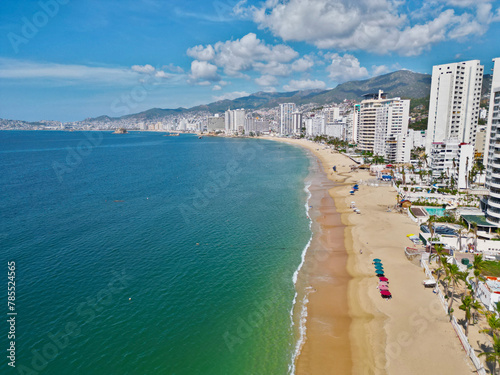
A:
[266,137,474,375]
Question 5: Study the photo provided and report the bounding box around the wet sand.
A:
[266,137,474,375]
[293,154,353,374]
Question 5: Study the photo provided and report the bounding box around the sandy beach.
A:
[267,137,474,375]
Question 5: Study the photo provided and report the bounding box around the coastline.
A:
[265,137,475,375]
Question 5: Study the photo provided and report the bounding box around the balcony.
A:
[488,199,500,210]
[487,207,500,220]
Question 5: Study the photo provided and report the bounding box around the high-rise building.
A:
[357,90,410,157]
[483,58,500,225]
[292,112,303,135]
[425,60,484,155]
[225,109,246,133]
[280,103,296,135]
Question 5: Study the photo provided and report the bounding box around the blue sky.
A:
[0,0,500,122]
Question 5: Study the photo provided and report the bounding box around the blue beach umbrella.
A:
[373,258,381,262]
[375,264,384,269]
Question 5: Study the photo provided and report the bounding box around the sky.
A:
[0,0,500,122]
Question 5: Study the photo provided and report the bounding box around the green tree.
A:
[445,264,465,315]
[479,334,500,374]
[459,294,481,337]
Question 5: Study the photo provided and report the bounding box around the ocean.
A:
[0,131,312,374]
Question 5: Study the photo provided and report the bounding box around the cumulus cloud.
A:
[186,33,298,76]
[189,60,219,82]
[131,64,156,74]
[372,65,390,76]
[283,79,326,91]
[213,91,250,101]
[186,44,215,61]
[239,0,499,56]
[255,75,279,86]
[291,56,314,72]
[212,85,222,91]
[131,64,177,79]
[326,53,369,82]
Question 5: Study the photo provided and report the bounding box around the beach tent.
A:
[376,273,385,277]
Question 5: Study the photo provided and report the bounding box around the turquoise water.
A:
[424,207,446,217]
[0,131,311,374]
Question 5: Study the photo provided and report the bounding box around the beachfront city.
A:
[2,1,500,374]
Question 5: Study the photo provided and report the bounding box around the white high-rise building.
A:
[280,103,296,135]
[425,60,484,155]
[225,109,246,133]
[323,107,340,124]
[292,112,303,135]
[484,57,500,225]
[357,90,410,157]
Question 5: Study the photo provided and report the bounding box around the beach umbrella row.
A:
[373,259,392,299]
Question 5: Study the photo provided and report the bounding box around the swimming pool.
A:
[424,207,446,217]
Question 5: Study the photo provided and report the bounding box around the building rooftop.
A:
[461,214,497,228]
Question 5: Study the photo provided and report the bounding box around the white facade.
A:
[323,107,340,124]
[280,103,296,135]
[225,109,245,133]
[425,60,484,155]
[430,139,473,188]
[207,115,225,132]
[357,90,410,157]
[325,120,345,139]
[292,112,303,135]
[407,129,426,149]
[305,116,324,137]
[484,57,500,226]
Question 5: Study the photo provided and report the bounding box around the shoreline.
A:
[265,137,475,375]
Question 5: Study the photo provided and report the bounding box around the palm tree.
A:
[480,334,500,374]
[427,215,437,252]
[430,244,447,280]
[481,314,500,337]
[459,294,482,337]
[446,264,465,315]
[459,295,473,336]
[472,254,487,299]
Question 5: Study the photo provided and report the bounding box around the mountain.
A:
[91,70,431,123]
[79,69,499,123]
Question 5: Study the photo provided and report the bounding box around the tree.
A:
[445,264,465,315]
[472,254,487,299]
[459,294,481,337]
[459,295,473,337]
[479,334,500,374]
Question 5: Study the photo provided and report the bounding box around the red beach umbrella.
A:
[380,291,391,296]
[379,277,389,282]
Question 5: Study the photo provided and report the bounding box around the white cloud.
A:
[255,75,278,86]
[131,64,156,74]
[162,63,184,73]
[283,79,326,91]
[372,65,390,76]
[326,53,369,82]
[239,0,500,56]
[186,45,216,61]
[213,91,250,101]
[212,85,222,91]
[186,33,298,76]
[0,59,147,85]
[291,56,314,72]
[189,60,219,82]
